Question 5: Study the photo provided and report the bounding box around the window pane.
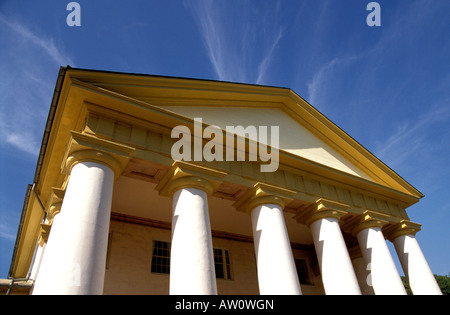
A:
[225,250,232,280]
[214,248,225,279]
[295,259,311,285]
[151,240,170,274]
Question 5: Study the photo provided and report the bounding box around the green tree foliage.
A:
[401,274,449,295]
[434,274,450,295]
[400,276,413,295]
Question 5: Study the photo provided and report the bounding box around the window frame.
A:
[151,240,171,275]
[214,247,233,280]
[150,241,233,280]
[295,258,313,285]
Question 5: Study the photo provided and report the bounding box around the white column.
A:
[156,162,226,295]
[251,203,302,295]
[234,183,301,295]
[310,217,361,295]
[169,186,217,295]
[356,226,406,295]
[32,160,115,295]
[351,255,375,295]
[392,234,442,295]
[32,189,65,284]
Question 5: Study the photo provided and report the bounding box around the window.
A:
[295,259,312,285]
[151,240,170,274]
[151,241,232,279]
[214,248,232,280]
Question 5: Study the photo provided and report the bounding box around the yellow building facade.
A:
[3,67,442,295]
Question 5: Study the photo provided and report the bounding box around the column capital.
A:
[45,188,66,223]
[62,131,135,180]
[342,210,390,236]
[233,182,295,214]
[156,161,227,197]
[38,223,52,247]
[384,220,422,242]
[38,188,66,246]
[295,198,349,227]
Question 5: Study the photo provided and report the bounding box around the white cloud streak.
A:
[375,104,450,169]
[185,0,283,84]
[256,27,283,85]
[6,131,41,157]
[307,56,357,107]
[0,221,17,242]
[0,14,73,156]
[0,14,73,66]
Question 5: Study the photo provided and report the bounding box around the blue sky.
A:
[0,0,449,280]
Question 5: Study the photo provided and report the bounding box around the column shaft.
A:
[310,217,361,295]
[357,227,406,295]
[251,203,301,295]
[32,161,114,295]
[351,256,375,295]
[393,234,442,295]
[170,187,217,295]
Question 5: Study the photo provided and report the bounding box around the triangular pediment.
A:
[66,68,423,201]
[154,105,374,181]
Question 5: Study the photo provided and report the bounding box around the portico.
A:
[7,67,441,295]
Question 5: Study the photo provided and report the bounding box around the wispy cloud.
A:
[0,14,73,66]
[0,14,73,156]
[185,0,284,84]
[0,214,18,242]
[0,223,17,242]
[256,27,283,85]
[375,104,450,169]
[307,55,357,107]
[5,131,41,157]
